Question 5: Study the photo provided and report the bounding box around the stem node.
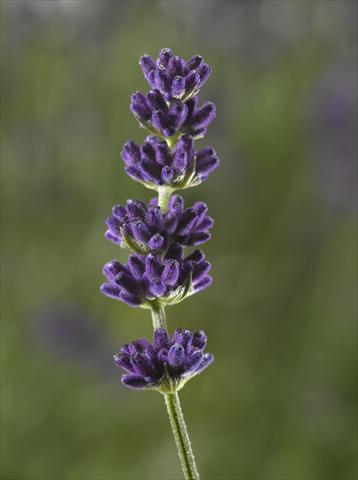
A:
[158,187,173,213]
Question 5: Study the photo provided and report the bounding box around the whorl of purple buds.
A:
[101,245,212,308]
[131,90,216,140]
[114,328,214,391]
[105,194,213,254]
[122,135,219,190]
[139,48,212,102]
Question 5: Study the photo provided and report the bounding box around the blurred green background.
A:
[1,1,357,479]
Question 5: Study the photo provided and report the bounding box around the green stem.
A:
[158,186,172,213]
[150,306,200,479]
[157,133,180,212]
[164,392,200,480]
[150,302,167,330]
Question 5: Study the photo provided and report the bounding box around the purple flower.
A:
[182,96,216,139]
[130,89,216,140]
[100,245,212,308]
[122,135,220,190]
[114,327,214,391]
[105,194,213,253]
[139,48,212,102]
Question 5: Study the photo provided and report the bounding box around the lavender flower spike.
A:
[114,328,214,392]
[101,49,221,480]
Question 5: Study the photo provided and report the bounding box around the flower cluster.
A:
[105,194,213,254]
[139,48,212,102]
[131,91,216,140]
[101,246,211,308]
[122,135,219,191]
[114,328,214,391]
[101,49,219,394]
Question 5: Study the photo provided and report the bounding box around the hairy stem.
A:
[150,302,167,330]
[164,392,200,480]
[150,305,200,479]
[158,186,173,213]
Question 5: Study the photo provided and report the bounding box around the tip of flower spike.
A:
[138,49,213,102]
